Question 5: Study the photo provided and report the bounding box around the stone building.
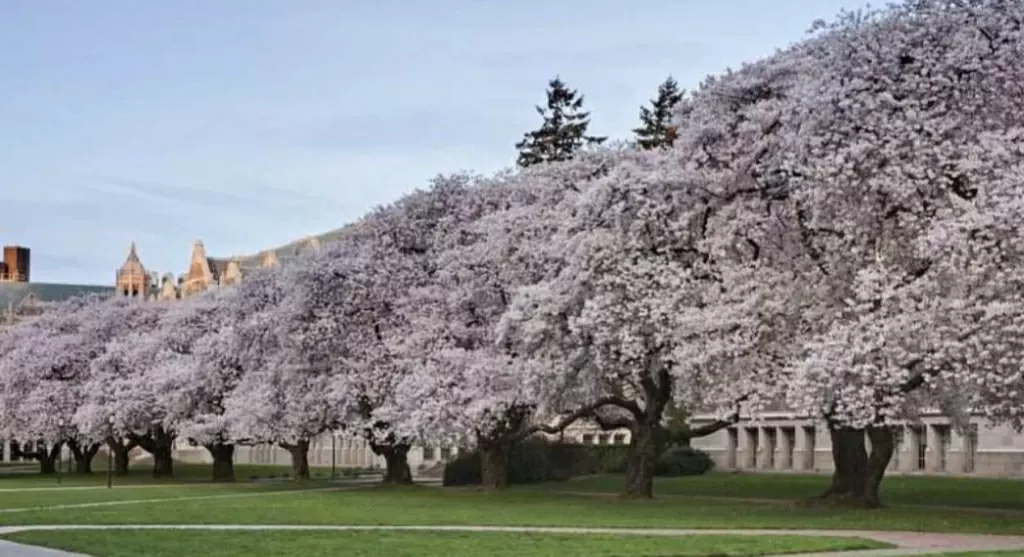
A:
[113,240,279,301]
[0,244,115,325]
[684,411,1024,478]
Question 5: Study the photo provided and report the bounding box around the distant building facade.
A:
[685,411,1024,478]
[0,244,114,325]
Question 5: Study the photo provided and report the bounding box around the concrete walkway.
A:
[1,525,1023,557]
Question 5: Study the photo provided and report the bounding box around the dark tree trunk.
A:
[862,426,895,508]
[13,441,63,474]
[131,427,176,477]
[815,424,894,508]
[280,440,310,480]
[107,437,136,476]
[371,441,412,484]
[205,443,236,482]
[624,422,659,498]
[823,426,868,499]
[479,440,511,490]
[152,445,174,477]
[37,443,61,475]
[67,441,101,474]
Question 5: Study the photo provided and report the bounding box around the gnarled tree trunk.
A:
[371,441,412,484]
[152,445,174,477]
[205,443,236,482]
[816,424,894,508]
[131,427,175,478]
[823,426,868,499]
[862,426,895,508]
[624,421,659,498]
[280,439,311,480]
[15,442,62,475]
[478,439,511,490]
[107,437,136,476]
[66,441,101,474]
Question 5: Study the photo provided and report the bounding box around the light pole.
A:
[106,416,114,489]
[56,419,64,486]
[331,434,336,480]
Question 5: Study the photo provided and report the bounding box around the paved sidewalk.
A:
[1,525,1023,557]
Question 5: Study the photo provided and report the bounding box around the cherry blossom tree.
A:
[666,0,1024,506]
[149,288,249,481]
[287,195,458,483]
[222,265,343,479]
[81,302,185,478]
[494,146,793,497]
[0,294,157,474]
[0,311,65,473]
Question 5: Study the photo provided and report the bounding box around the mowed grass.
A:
[554,473,1024,511]
[1,530,893,557]
[3,484,1024,534]
[940,554,1024,557]
[0,482,334,510]
[0,461,364,487]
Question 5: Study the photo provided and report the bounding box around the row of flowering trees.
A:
[2,0,1023,505]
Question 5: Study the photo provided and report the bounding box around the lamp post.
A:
[106,416,114,489]
[56,419,64,486]
[331,433,336,480]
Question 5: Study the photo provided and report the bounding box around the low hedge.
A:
[442,438,711,486]
[656,445,715,477]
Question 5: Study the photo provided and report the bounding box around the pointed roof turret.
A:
[119,242,147,277]
[260,251,279,268]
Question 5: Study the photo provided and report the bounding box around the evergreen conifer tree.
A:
[515,77,606,168]
[633,76,684,150]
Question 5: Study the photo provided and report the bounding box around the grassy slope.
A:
[1,530,891,557]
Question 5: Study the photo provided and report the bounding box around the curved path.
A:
[1,525,1024,557]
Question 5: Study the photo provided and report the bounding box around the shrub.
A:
[442,451,481,486]
[655,445,715,477]
[442,438,632,486]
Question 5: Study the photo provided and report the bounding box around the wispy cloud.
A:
[90,176,339,212]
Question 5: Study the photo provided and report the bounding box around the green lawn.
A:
[1,530,892,557]
[0,461,371,487]
[0,482,338,510]
[553,473,1024,511]
[2,484,1024,534]
[942,554,1024,557]
[2,471,1024,557]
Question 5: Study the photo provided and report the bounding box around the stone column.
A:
[756,427,772,469]
[899,426,918,472]
[724,429,738,469]
[947,428,966,474]
[2,440,9,463]
[925,424,941,472]
[741,428,756,469]
[775,427,792,470]
[793,427,809,471]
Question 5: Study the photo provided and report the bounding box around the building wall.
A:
[1,246,30,283]
[687,413,1024,478]
[167,434,461,473]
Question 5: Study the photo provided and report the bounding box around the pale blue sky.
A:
[0,0,863,285]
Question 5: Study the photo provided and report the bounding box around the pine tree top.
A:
[633,76,685,150]
[516,76,606,168]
